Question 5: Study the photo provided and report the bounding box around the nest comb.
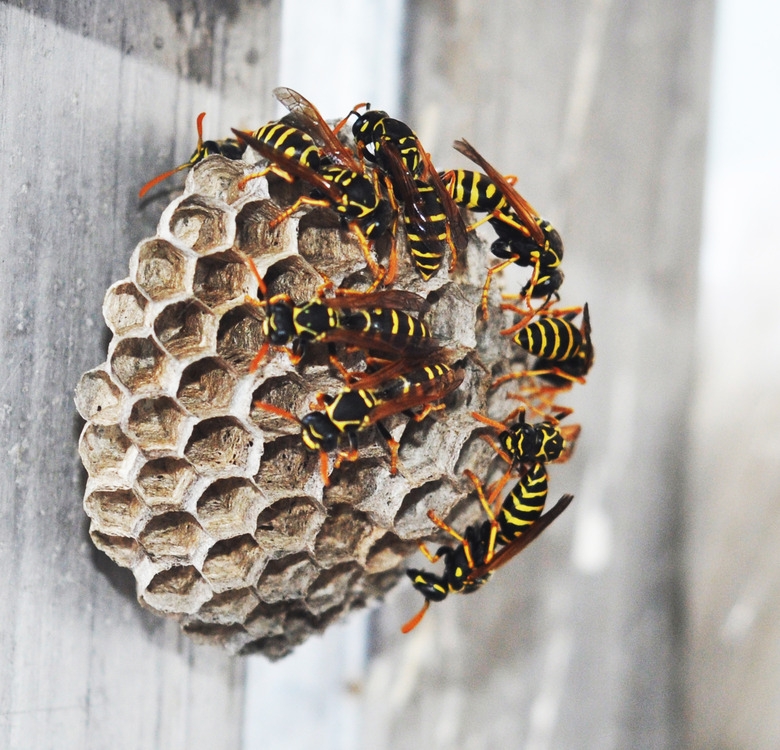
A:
[75,155,525,659]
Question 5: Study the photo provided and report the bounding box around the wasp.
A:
[472,409,580,468]
[337,103,468,279]
[139,112,244,198]
[245,259,439,373]
[402,462,572,632]
[254,359,465,485]
[233,88,394,280]
[444,139,564,317]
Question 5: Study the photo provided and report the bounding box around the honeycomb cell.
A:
[312,504,380,568]
[84,487,147,537]
[364,533,418,575]
[74,369,124,424]
[249,380,312,439]
[138,511,207,562]
[194,587,260,625]
[235,200,292,262]
[184,416,258,475]
[196,477,268,539]
[254,497,325,557]
[103,281,148,335]
[89,529,142,569]
[109,337,168,393]
[127,396,190,455]
[153,299,218,359]
[79,423,137,481]
[186,155,247,203]
[142,565,212,614]
[177,357,237,417]
[193,254,251,311]
[298,211,370,283]
[201,534,267,593]
[305,563,360,616]
[253,434,322,504]
[168,194,235,255]
[180,621,249,652]
[135,457,198,511]
[215,304,265,371]
[133,238,192,301]
[242,601,289,639]
[393,480,452,540]
[253,554,320,603]
[262,255,322,302]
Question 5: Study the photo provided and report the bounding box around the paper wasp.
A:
[244,259,439,373]
[492,303,593,388]
[233,89,394,280]
[139,112,244,198]
[337,102,468,279]
[254,359,465,485]
[402,462,572,632]
[445,139,564,317]
[472,409,580,467]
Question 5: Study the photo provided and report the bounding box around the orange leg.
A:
[401,599,431,634]
[480,254,521,320]
[269,196,331,229]
[237,164,296,192]
[348,221,385,282]
[426,509,474,569]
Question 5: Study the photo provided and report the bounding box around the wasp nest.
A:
[76,155,522,659]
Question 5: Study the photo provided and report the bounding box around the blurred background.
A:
[1,0,777,748]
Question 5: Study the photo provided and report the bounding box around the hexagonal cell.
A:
[250,376,317,439]
[196,477,268,539]
[298,211,370,282]
[235,200,292,262]
[193,254,251,311]
[253,554,320,603]
[133,238,192,301]
[135,457,198,511]
[127,396,190,454]
[393,480,457,540]
[215,304,264,370]
[180,621,249,652]
[142,565,212,615]
[177,357,237,418]
[254,497,325,557]
[194,587,259,625]
[103,281,148,335]
[153,299,218,359]
[262,255,321,302]
[242,601,289,639]
[84,487,146,537]
[305,563,360,616]
[364,532,417,575]
[252,432,318,504]
[186,155,247,203]
[201,534,267,593]
[109,337,168,393]
[312,504,379,568]
[184,416,257,475]
[138,511,207,562]
[74,369,124,424]
[89,529,142,569]
[79,423,137,481]
[168,194,234,255]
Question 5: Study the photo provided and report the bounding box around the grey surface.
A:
[0,2,281,748]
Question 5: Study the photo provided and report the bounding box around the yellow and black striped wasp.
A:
[244,258,439,373]
[472,408,580,468]
[233,88,394,281]
[139,112,244,198]
[336,102,468,280]
[491,302,593,390]
[254,358,464,485]
[443,139,564,317]
[402,461,572,632]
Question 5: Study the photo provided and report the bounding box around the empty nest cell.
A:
[142,565,212,615]
[154,299,218,359]
[133,238,193,302]
[177,357,237,417]
[195,477,268,539]
[74,369,124,424]
[254,496,325,558]
[109,336,168,393]
[168,194,234,255]
[127,396,190,454]
[184,416,258,475]
[135,457,198,511]
[103,281,148,335]
[201,534,267,593]
[192,254,251,311]
[138,511,208,563]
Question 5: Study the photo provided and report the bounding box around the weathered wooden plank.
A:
[0,2,281,748]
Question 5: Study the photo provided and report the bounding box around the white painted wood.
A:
[0,3,281,748]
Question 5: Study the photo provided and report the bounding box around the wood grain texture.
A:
[0,2,281,748]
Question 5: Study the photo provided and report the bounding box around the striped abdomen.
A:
[251,120,321,170]
[497,463,548,543]
[341,307,432,354]
[404,181,450,280]
[514,317,583,362]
